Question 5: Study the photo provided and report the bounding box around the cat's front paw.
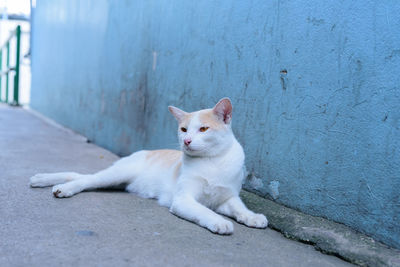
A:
[207,219,234,235]
[237,213,268,229]
[52,184,76,198]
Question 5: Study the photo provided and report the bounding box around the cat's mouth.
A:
[183,145,199,152]
[183,145,208,156]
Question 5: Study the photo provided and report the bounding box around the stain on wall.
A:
[30,0,400,248]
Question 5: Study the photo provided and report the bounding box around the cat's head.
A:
[169,98,234,157]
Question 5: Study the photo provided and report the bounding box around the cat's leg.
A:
[51,165,132,198]
[30,172,85,188]
[170,177,234,234]
[170,194,234,235]
[216,196,268,229]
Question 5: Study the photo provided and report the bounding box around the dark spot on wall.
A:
[356,59,362,71]
[243,82,249,94]
[234,45,242,60]
[351,59,363,104]
[385,49,400,60]
[257,69,266,83]
[138,73,148,113]
[316,103,327,114]
[225,61,229,76]
[383,114,388,122]
[280,69,288,90]
[307,17,325,26]
[126,72,149,144]
[325,161,329,165]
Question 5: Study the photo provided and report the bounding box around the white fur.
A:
[30,98,268,234]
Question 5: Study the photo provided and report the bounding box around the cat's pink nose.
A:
[184,138,192,146]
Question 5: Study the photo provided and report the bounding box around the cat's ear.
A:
[168,106,187,122]
[213,97,233,124]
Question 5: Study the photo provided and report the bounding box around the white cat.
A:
[30,98,268,234]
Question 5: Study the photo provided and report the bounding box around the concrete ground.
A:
[0,104,352,267]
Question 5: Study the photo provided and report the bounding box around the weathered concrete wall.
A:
[30,1,400,248]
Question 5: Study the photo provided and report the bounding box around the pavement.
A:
[241,191,400,266]
[0,104,367,266]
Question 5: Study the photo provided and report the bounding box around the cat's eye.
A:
[180,127,187,132]
[199,127,209,132]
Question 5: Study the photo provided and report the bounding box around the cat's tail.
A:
[29,172,86,188]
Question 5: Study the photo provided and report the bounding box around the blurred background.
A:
[0,0,30,104]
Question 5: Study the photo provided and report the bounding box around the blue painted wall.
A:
[30,0,400,248]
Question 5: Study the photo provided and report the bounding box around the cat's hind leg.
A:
[51,165,133,198]
[30,172,85,188]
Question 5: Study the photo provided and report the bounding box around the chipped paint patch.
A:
[268,181,280,200]
[248,174,264,190]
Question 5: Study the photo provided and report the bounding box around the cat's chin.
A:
[182,147,208,157]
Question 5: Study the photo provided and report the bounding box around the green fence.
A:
[0,25,21,106]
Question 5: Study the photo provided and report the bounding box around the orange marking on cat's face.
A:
[198,109,225,130]
[178,113,194,129]
[146,149,182,167]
